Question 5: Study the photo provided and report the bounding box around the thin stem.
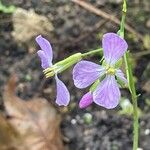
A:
[124,52,139,150]
[82,48,103,57]
[120,0,139,149]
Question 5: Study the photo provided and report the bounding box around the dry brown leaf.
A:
[3,75,64,150]
[12,8,54,44]
[0,114,19,150]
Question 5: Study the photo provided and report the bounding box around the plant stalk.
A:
[120,0,139,149]
[124,52,139,150]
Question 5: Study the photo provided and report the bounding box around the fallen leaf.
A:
[3,75,64,150]
[0,114,19,150]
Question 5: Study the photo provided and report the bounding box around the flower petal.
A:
[79,92,93,109]
[55,75,70,106]
[102,33,128,65]
[73,61,106,89]
[93,75,120,109]
[116,69,128,85]
[36,35,53,66]
[37,50,50,69]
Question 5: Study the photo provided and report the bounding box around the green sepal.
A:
[116,76,128,88]
[44,53,82,78]
[54,53,81,71]
[114,58,123,68]
[90,80,100,92]
[90,74,106,92]
[55,53,82,67]
[117,30,124,38]
[102,58,122,69]
[101,59,107,68]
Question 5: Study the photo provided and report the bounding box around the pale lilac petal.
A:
[79,92,93,109]
[102,33,128,65]
[93,75,120,109]
[73,61,106,89]
[116,69,128,85]
[37,50,50,69]
[36,35,53,66]
[55,75,70,106]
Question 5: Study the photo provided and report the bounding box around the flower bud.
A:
[79,92,93,109]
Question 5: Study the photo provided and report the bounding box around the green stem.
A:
[120,0,139,149]
[124,52,139,150]
[82,48,103,57]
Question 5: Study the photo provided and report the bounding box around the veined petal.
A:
[102,33,128,65]
[55,75,70,106]
[116,69,128,85]
[36,35,53,66]
[73,61,106,89]
[37,50,50,69]
[93,75,120,109]
[79,92,93,109]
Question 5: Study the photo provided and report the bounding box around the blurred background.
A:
[0,0,150,150]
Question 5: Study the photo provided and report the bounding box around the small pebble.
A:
[144,129,150,135]
[25,74,32,81]
[71,119,77,125]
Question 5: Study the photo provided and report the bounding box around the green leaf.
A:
[114,58,123,68]
[0,1,16,13]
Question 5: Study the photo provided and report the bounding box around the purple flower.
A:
[73,33,128,109]
[36,35,70,106]
[79,92,93,109]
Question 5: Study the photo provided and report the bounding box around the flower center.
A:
[106,67,116,75]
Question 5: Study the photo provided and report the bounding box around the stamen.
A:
[43,67,55,74]
[107,67,116,75]
[45,71,55,78]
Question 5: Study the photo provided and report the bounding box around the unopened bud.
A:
[79,92,93,109]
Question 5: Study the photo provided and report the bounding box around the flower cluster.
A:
[36,33,128,109]
[73,33,128,109]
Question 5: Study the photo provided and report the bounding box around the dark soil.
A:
[0,0,150,150]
